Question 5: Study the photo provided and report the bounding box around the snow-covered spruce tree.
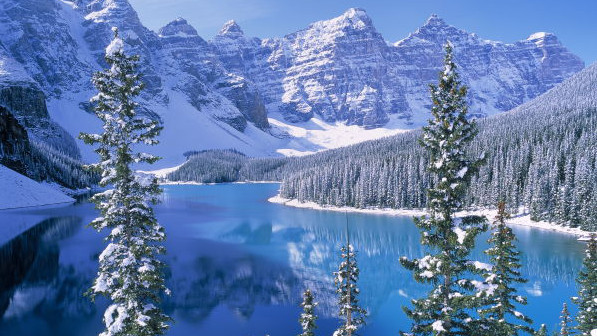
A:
[298,289,318,336]
[80,28,169,336]
[399,42,487,336]
[334,241,367,336]
[535,324,548,336]
[478,201,533,335]
[573,234,597,335]
[559,303,573,336]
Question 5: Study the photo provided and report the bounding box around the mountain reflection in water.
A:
[0,184,585,336]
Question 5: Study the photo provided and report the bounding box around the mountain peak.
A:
[422,14,448,28]
[527,32,563,49]
[219,20,244,36]
[338,7,373,29]
[342,7,369,19]
[407,14,464,43]
[158,17,198,37]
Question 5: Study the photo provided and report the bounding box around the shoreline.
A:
[269,196,595,238]
[159,180,280,186]
[0,200,75,211]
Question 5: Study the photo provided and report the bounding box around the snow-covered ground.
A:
[0,165,74,210]
[269,196,596,238]
[268,114,412,156]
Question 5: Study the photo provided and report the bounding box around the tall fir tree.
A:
[535,324,548,336]
[80,28,170,336]
[298,289,318,336]
[573,234,597,335]
[400,41,487,336]
[478,201,533,335]
[334,231,367,336]
[560,303,573,336]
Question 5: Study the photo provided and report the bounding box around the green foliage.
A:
[478,201,534,335]
[298,289,318,336]
[334,242,367,336]
[559,303,573,336]
[400,42,487,336]
[80,28,170,336]
[167,149,286,183]
[535,324,548,336]
[573,234,597,335]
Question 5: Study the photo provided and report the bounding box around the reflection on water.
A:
[0,184,585,335]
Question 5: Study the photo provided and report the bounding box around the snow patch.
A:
[106,32,124,56]
[0,165,74,210]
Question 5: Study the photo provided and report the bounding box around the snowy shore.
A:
[269,196,595,238]
[159,180,280,186]
[0,165,74,210]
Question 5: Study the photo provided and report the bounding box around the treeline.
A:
[167,149,287,183]
[280,106,597,231]
[168,64,597,231]
[27,140,97,189]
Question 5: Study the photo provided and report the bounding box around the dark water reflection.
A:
[0,184,585,336]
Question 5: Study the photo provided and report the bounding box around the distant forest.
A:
[168,65,597,232]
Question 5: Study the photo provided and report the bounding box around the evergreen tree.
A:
[298,289,318,336]
[535,324,548,336]
[400,41,487,336]
[573,234,597,335]
[80,28,170,336]
[560,303,573,336]
[478,201,533,335]
[334,239,367,336]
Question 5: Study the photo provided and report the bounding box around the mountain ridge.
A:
[0,2,586,166]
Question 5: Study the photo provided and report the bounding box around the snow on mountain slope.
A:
[0,1,586,168]
[506,62,597,114]
[226,10,583,128]
[0,165,74,210]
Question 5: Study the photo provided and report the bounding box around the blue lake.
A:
[0,183,585,335]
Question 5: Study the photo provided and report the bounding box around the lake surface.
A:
[0,183,585,336]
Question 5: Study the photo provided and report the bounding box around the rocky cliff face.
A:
[158,18,269,131]
[389,15,585,121]
[216,10,584,127]
[0,86,77,155]
[0,42,79,158]
[0,106,30,174]
[0,2,586,160]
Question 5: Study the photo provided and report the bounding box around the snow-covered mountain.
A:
[0,1,585,167]
[233,9,584,127]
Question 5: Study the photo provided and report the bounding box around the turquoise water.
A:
[0,183,585,335]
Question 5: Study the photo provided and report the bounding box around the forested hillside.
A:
[169,63,597,231]
[0,106,96,190]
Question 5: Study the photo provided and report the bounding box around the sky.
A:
[128,0,597,65]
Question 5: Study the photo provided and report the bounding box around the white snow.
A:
[139,163,184,178]
[471,280,498,296]
[420,270,434,278]
[270,196,596,237]
[453,227,467,244]
[471,261,493,271]
[268,114,410,157]
[527,32,548,40]
[456,167,468,178]
[0,49,35,85]
[269,195,427,217]
[431,320,445,332]
[105,34,123,56]
[513,311,524,318]
[0,165,74,210]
